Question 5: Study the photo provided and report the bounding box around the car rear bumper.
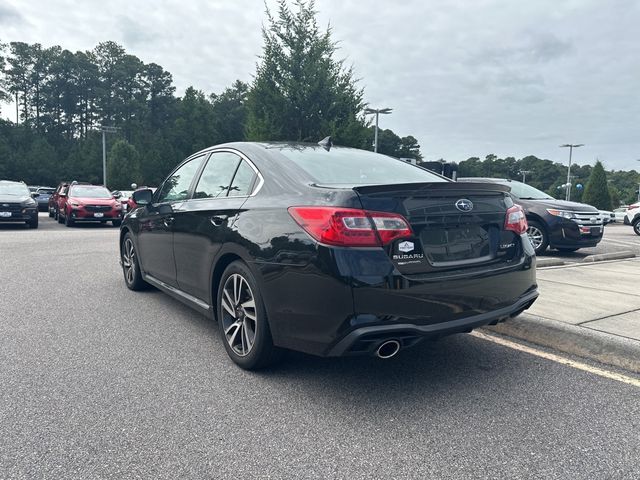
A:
[259,245,538,357]
[326,289,538,356]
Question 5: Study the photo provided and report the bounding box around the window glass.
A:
[229,161,257,197]
[277,146,447,185]
[156,155,204,203]
[194,152,242,199]
[69,186,112,198]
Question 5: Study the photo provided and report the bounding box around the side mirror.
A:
[31,192,40,198]
[59,192,67,198]
[132,188,153,206]
[112,191,122,199]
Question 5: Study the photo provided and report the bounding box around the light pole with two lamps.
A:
[560,143,584,201]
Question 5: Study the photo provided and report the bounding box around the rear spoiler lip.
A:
[346,181,510,195]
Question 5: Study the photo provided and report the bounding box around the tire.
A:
[633,219,640,236]
[27,217,38,229]
[64,210,74,227]
[56,210,63,224]
[121,233,149,291]
[48,208,53,218]
[112,220,122,228]
[557,247,579,253]
[217,261,282,370]
[624,217,630,225]
[526,220,548,255]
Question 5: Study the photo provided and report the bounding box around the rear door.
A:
[354,182,520,275]
[173,151,259,302]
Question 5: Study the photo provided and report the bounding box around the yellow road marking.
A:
[471,331,640,388]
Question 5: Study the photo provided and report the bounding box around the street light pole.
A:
[520,170,531,184]
[364,107,392,153]
[100,125,120,187]
[560,143,584,201]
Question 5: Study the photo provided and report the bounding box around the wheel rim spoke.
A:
[122,239,136,283]
[221,273,258,357]
[222,294,236,318]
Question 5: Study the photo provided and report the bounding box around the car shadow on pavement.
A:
[117,281,554,412]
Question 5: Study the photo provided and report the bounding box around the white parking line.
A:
[471,331,640,388]
[603,238,639,247]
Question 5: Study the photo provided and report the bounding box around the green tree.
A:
[246,0,366,145]
[582,160,612,210]
[107,139,141,190]
[211,80,249,143]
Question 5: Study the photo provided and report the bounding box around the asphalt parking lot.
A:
[1,214,639,479]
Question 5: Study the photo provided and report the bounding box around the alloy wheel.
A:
[527,225,544,250]
[122,238,136,285]
[221,273,257,357]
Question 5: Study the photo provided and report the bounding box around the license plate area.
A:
[94,212,104,218]
[420,225,498,266]
[0,212,11,217]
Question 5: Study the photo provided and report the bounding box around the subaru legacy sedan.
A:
[120,142,538,369]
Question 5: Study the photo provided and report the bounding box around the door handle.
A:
[163,217,175,228]
[210,215,229,227]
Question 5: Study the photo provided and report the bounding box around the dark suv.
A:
[0,180,39,228]
[458,178,603,254]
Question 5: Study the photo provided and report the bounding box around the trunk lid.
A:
[353,182,522,275]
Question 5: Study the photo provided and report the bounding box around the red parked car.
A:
[57,183,123,227]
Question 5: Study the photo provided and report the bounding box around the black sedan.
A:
[120,142,538,369]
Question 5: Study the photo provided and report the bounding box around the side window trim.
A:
[188,148,264,201]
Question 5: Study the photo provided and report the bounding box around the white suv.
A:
[626,203,640,233]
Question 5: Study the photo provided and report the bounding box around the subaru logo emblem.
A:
[455,199,473,212]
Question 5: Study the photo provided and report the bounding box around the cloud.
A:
[1,0,639,169]
[117,16,159,47]
[0,3,23,25]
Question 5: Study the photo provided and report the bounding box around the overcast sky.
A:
[2,0,639,170]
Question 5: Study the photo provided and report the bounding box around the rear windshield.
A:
[37,188,55,194]
[69,186,112,198]
[277,146,447,185]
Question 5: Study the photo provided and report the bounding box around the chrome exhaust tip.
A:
[375,340,401,359]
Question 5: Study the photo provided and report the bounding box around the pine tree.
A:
[582,160,612,210]
[246,0,367,145]
[107,139,141,190]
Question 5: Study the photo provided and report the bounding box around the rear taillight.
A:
[629,204,639,211]
[288,207,412,247]
[505,205,528,235]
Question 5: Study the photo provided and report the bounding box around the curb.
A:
[536,258,566,268]
[483,313,640,373]
[582,251,636,262]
